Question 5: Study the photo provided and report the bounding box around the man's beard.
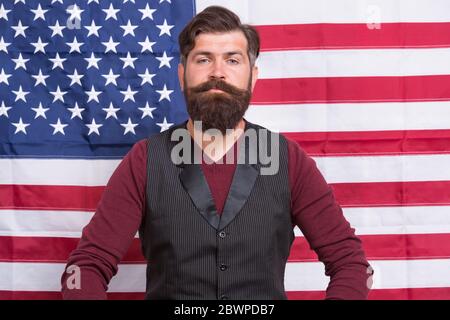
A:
[184,77,252,134]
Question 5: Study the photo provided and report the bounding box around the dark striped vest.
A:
[139,120,294,299]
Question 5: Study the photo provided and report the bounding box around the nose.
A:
[209,60,225,81]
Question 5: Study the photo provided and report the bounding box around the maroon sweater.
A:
[61,137,370,299]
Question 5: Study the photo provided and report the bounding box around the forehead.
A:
[190,31,248,55]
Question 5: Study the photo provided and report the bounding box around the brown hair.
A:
[178,6,260,66]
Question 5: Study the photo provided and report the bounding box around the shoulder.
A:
[283,135,322,192]
[127,138,148,159]
[285,135,311,167]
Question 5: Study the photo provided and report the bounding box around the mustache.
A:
[188,79,248,96]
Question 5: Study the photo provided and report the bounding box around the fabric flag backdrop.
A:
[1,0,450,300]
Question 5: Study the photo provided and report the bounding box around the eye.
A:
[227,58,240,65]
[196,57,210,64]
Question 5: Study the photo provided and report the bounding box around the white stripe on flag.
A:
[314,154,450,183]
[3,207,450,238]
[2,259,450,292]
[196,0,450,24]
[245,101,450,133]
[257,48,450,79]
[284,259,450,291]
[2,153,450,186]
[0,158,121,186]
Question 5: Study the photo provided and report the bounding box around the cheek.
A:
[185,68,209,87]
[231,71,251,90]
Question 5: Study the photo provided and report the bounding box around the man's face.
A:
[178,31,259,133]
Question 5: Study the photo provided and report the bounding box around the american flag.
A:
[1,0,450,299]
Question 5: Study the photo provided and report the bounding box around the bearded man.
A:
[61,6,372,300]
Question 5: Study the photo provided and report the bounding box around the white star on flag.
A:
[102,103,120,119]
[12,53,29,70]
[138,69,156,85]
[156,84,173,102]
[0,101,12,118]
[121,118,138,135]
[86,119,103,136]
[85,20,102,37]
[32,69,49,86]
[156,51,174,69]
[12,20,28,38]
[67,102,85,120]
[12,117,30,134]
[156,19,174,37]
[156,117,173,132]
[103,3,120,21]
[50,118,68,135]
[120,52,137,69]
[31,4,48,21]
[102,37,120,53]
[86,86,102,103]
[13,85,29,102]
[68,69,84,86]
[121,85,138,102]
[67,37,84,53]
[50,52,66,70]
[31,102,50,119]
[50,86,67,103]
[139,4,156,20]
[49,21,65,37]
[31,37,48,54]
[0,36,10,53]
[66,4,83,21]
[0,68,11,85]
[102,69,120,86]
[139,102,156,119]
[85,52,101,69]
[0,3,11,21]
[138,36,156,53]
[121,20,138,37]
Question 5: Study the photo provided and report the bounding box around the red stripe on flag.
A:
[0,185,104,211]
[252,75,450,104]
[257,23,450,51]
[0,290,145,300]
[286,287,450,300]
[2,181,450,211]
[283,130,450,156]
[331,181,450,207]
[2,233,450,263]
[0,237,145,263]
[2,288,449,300]
[289,233,450,262]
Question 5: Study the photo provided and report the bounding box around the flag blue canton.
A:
[0,0,195,158]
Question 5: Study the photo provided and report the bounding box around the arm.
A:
[61,139,148,299]
[287,139,372,300]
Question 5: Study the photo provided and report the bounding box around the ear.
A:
[178,63,185,91]
[250,65,258,92]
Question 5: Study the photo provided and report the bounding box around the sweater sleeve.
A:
[287,138,372,300]
[61,139,148,299]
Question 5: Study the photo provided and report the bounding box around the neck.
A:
[187,119,245,162]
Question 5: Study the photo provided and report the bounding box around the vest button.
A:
[219,231,226,238]
[219,263,227,271]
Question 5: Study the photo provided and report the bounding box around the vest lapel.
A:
[219,122,260,230]
[177,120,260,231]
[179,164,221,230]
[218,163,259,230]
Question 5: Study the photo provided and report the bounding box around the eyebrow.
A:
[192,51,245,58]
